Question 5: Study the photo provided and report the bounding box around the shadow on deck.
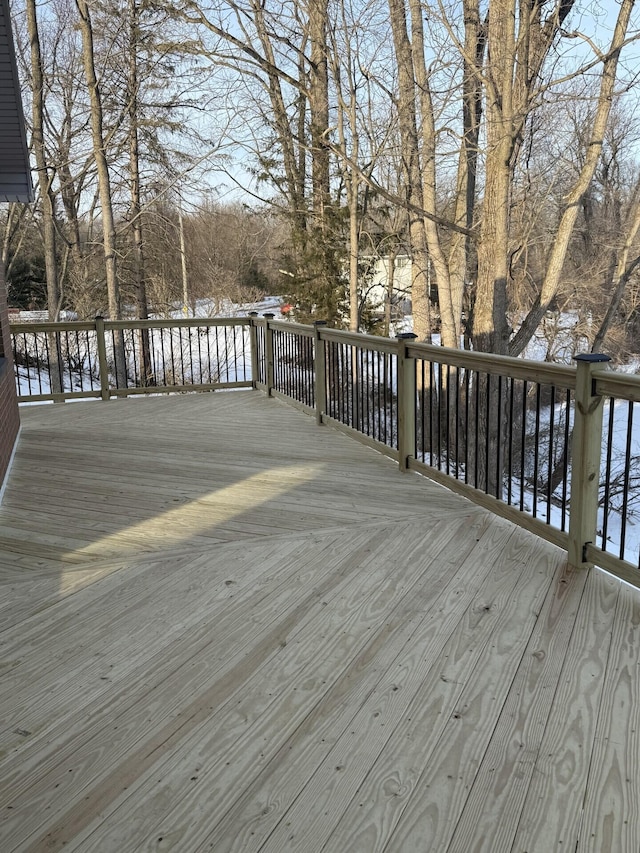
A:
[0,391,638,852]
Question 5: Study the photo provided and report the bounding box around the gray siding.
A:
[0,0,32,203]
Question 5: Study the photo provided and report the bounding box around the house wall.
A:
[0,0,33,203]
[0,261,20,496]
[366,256,413,310]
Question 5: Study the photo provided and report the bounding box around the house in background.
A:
[362,254,413,326]
[0,0,33,499]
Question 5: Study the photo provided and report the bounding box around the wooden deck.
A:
[0,391,639,852]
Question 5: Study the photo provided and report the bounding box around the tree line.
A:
[4,0,640,360]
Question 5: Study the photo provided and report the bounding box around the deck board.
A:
[1,391,639,852]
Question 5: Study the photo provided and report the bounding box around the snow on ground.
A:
[164,295,284,320]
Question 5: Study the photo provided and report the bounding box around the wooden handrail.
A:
[10,317,250,334]
[592,368,640,402]
[406,342,577,389]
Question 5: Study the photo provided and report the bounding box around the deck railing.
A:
[10,317,252,402]
[254,320,640,588]
[10,314,640,587]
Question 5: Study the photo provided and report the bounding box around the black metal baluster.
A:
[128,329,137,388]
[437,364,443,471]
[454,367,460,479]
[464,368,470,484]
[445,365,451,476]
[383,352,388,445]
[391,351,397,446]
[495,375,503,499]
[232,323,239,383]
[601,396,614,550]
[520,381,527,512]
[474,371,480,490]
[484,373,492,494]
[214,324,221,383]
[160,328,168,386]
[620,401,634,560]
[507,377,515,505]
[532,384,541,517]
[188,327,195,384]
[429,361,435,467]
[196,326,203,384]
[561,389,571,532]
[546,385,556,524]
[419,360,426,462]
[169,328,177,387]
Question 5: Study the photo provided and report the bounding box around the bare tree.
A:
[75,0,126,384]
[25,0,61,322]
[509,0,637,355]
[387,0,432,341]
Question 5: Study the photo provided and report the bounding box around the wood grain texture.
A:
[505,568,620,853]
[0,391,639,852]
[577,582,640,853]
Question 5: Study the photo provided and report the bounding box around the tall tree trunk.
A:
[308,0,330,223]
[179,208,189,315]
[472,0,514,356]
[384,247,398,337]
[348,171,359,332]
[75,0,126,387]
[387,0,431,343]
[26,0,63,393]
[249,0,306,231]
[307,0,336,315]
[26,0,60,322]
[58,158,89,311]
[448,0,486,341]
[338,50,360,333]
[128,0,152,384]
[407,0,455,348]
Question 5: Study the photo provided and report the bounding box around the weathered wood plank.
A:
[264,527,561,853]
[502,568,620,853]
[0,518,469,850]
[45,514,493,853]
[577,583,640,853]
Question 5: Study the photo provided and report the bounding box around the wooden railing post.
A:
[264,313,275,396]
[568,353,610,567]
[313,320,327,425]
[248,312,259,389]
[397,332,418,472]
[94,316,110,401]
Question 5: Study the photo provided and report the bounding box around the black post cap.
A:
[574,353,611,363]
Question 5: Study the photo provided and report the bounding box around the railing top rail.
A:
[10,321,98,333]
[592,368,640,402]
[10,316,251,334]
[261,319,582,381]
[105,317,250,330]
[318,327,399,355]
[266,318,315,337]
[407,341,577,388]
